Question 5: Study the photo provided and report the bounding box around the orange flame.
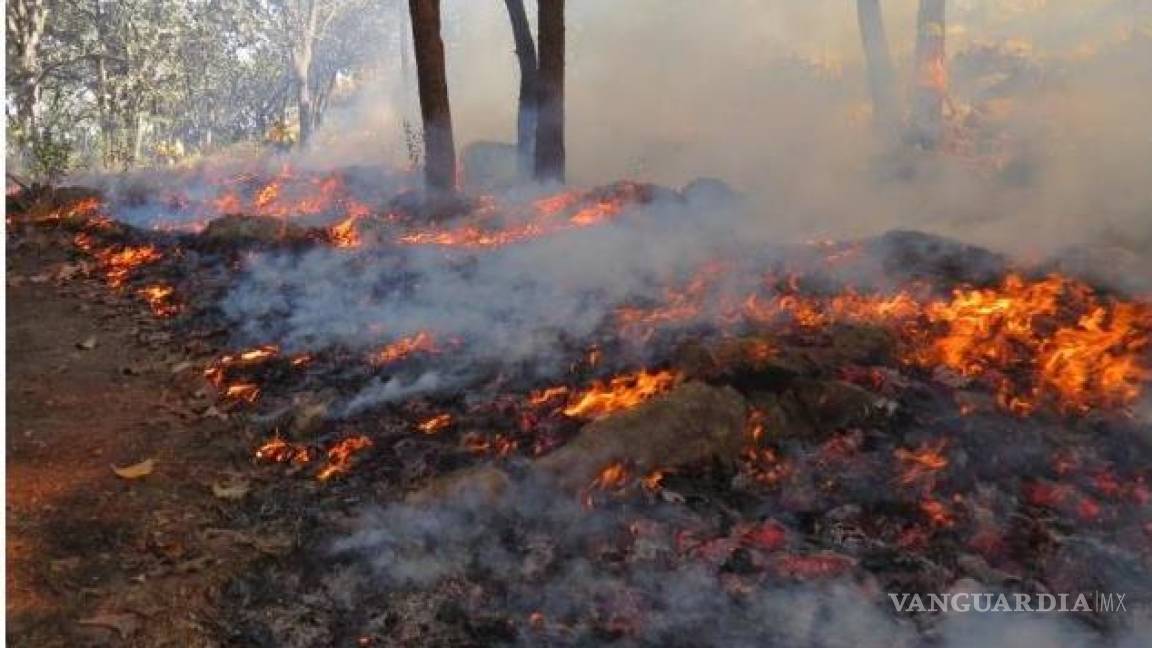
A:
[907,274,1152,414]
[417,413,453,435]
[136,284,180,317]
[316,435,374,480]
[371,332,438,365]
[561,369,682,419]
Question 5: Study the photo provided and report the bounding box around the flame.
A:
[416,413,452,435]
[397,188,630,250]
[581,461,631,508]
[561,369,682,419]
[316,435,374,480]
[907,274,1152,414]
[256,438,314,465]
[529,386,570,406]
[224,383,261,403]
[371,331,438,365]
[136,284,180,317]
[93,245,164,288]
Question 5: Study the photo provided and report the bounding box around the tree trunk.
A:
[534,0,565,183]
[408,0,456,192]
[296,63,314,147]
[910,0,948,149]
[9,0,50,158]
[856,0,899,136]
[503,0,538,177]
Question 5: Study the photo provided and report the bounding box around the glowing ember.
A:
[316,435,374,480]
[561,369,682,419]
[417,413,453,435]
[461,432,518,457]
[895,440,949,489]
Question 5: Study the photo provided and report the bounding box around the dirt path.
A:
[6,229,278,646]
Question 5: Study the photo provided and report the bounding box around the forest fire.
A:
[8,2,1152,643]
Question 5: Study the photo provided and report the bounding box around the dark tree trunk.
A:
[534,0,565,183]
[503,0,537,177]
[408,0,457,192]
[856,0,899,136]
[911,0,948,149]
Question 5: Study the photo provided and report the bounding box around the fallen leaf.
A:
[77,612,141,638]
[76,336,98,350]
[112,458,155,479]
[211,479,249,500]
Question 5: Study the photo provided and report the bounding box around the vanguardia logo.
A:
[888,592,1129,614]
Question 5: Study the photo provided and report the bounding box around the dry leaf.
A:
[112,458,155,479]
[211,480,249,500]
[77,612,141,638]
[76,336,98,350]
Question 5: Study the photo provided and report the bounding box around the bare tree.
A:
[408,0,456,192]
[502,0,537,176]
[856,0,899,136]
[910,0,947,149]
[533,0,564,182]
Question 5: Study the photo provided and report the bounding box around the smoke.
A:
[221,182,769,408]
[332,472,1152,647]
[332,0,1150,257]
[333,477,921,647]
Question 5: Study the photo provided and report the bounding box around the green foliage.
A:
[6,0,395,174]
[26,129,73,184]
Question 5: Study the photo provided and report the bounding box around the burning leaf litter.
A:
[16,175,1152,645]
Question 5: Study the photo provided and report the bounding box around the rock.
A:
[201,214,301,245]
[406,382,747,504]
[867,230,1008,287]
[535,381,747,491]
[676,336,797,391]
[823,324,897,365]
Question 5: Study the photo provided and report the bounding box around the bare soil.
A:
[5,227,289,646]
